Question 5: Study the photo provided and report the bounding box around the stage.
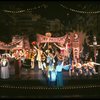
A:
[0,67,100,98]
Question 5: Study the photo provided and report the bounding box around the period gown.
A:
[0,58,10,79]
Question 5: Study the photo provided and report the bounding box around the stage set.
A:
[0,32,100,98]
[0,1,100,98]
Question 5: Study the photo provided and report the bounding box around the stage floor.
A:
[9,66,70,80]
[0,67,100,98]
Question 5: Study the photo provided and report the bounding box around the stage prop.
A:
[70,31,86,62]
[36,31,86,63]
[0,35,30,51]
[36,34,67,44]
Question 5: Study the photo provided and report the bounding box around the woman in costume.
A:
[0,55,10,79]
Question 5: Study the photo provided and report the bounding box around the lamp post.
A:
[93,36,97,62]
[88,35,100,62]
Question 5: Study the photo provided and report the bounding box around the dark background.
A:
[0,1,100,44]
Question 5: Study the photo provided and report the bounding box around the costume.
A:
[47,59,56,87]
[55,61,64,87]
[0,58,10,79]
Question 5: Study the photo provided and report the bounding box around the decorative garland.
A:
[2,2,100,14]
[0,84,100,90]
[2,4,48,14]
[59,3,100,14]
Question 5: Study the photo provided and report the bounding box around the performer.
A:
[82,61,88,76]
[33,44,43,70]
[87,58,100,76]
[47,58,56,87]
[43,43,55,54]
[41,53,46,71]
[45,52,56,87]
[24,49,30,59]
[0,55,10,79]
[70,60,76,76]
[74,59,82,76]
[55,54,64,87]
[44,50,56,67]
[54,43,69,58]
[30,49,37,69]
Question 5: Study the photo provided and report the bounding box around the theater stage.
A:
[0,67,100,98]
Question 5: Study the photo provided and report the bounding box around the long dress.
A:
[1,59,10,79]
[55,61,64,87]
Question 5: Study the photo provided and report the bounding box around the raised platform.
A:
[0,68,100,98]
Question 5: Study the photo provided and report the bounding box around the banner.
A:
[11,40,23,50]
[37,34,67,44]
[0,40,22,50]
[72,32,80,62]
[11,35,30,50]
[11,35,23,50]
[73,47,80,61]
[69,31,86,62]
[0,35,30,50]
[0,41,9,50]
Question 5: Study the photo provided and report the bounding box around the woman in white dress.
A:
[0,55,10,79]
